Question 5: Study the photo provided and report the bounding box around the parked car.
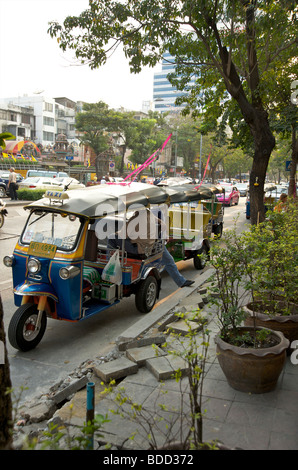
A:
[19,177,85,191]
[0,171,23,197]
[217,183,240,206]
[18,177,65,190]
[53,177,85,189]
[235,182,248,197]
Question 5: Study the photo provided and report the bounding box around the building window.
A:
[43,116,55,126]
[17,127,26,137]
[21,114,31,124]
[43,131,54,142]
[44,102,53,112]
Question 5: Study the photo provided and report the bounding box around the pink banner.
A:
[122,133,172,184]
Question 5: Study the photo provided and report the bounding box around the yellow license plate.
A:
[28,242,57,259]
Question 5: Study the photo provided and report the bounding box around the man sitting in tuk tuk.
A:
[107,208,194,288]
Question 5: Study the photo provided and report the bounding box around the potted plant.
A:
[209,225,289,394]
[242,201,298,346]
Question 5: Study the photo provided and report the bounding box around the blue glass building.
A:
[153,52,196,113]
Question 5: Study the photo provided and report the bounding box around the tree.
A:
[224,147,251,181]
[269,68,298,196]
[75,102,111,178]
[129,118,162,167]
[48,1,298,223]
[267,139,291,183]
[108,110,140,175]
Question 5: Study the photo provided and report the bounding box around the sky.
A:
[0,0,160,111]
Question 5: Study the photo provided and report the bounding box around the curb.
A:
[3,200,31,207]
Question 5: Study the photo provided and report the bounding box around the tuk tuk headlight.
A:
[3,255,15,267]
[28,258,41,274]
[59,265,80,280]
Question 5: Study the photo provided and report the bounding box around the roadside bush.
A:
[16,189,46,201]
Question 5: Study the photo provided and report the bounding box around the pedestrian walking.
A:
[8,167,18,200]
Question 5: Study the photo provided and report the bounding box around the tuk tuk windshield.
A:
[21,210,83,251]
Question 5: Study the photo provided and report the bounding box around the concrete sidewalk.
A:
[6,204,298,450]
[31,267,298,451]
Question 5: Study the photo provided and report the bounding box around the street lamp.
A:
[174,127,178,177]
[199,133,202,181]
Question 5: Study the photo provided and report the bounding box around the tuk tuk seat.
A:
[83,265,101,293]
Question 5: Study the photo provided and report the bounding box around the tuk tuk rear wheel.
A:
[135,275,158,313]
[193,245,209,270]
[0,213,4,229]
[8,303,47,352]
[213,223,223,238]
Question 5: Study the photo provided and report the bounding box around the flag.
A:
[2,152,8,158]
[31,155,37,162]
[87,158,90,168]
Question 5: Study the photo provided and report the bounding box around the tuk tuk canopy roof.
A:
[24,182,216,218]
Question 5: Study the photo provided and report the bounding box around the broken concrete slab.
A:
[51,375,90,405]
[93,357,138,383]
[20,400,57,423]
[165,319,204,336]
[178,292,205,309]
[145,354,189,381]
[126,345,166,366]
[117,332,166,352]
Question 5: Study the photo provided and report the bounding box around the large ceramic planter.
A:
[243,301,298,344]
[215,327,289,394]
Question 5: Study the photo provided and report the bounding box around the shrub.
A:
[16,189,46,201]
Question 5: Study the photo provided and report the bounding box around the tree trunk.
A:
[0,295,13,450]
[249,108,276,224]
[120,145,126,176]
[95,156,101,181]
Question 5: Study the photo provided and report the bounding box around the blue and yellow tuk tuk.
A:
[3,182,218,351]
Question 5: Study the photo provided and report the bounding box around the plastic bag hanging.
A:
[101,249,122,285]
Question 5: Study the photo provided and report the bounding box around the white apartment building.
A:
[0,101,35,142]
[0,95,80,149]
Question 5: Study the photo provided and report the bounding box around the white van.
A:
[26,170,68,178]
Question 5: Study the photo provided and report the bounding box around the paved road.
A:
[0,197,248,403]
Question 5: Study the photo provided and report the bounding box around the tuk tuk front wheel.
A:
[193,245,209,270]
[8,303,47,351]
[135,275,158,313]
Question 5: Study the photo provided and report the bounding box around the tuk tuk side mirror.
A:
[3,255,15,267]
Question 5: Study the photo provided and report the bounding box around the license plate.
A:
[28,241,57,259]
